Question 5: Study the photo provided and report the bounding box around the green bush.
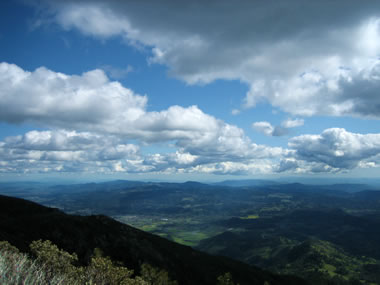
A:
[84,248,145,285]
[140,263,178,285]
[1,240,179,285]
[30,239,83,283]
[2,239,236,284]
[29,240,149,284]
[217,272,239,285]
[0,241,66,285]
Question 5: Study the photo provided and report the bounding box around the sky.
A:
[1,0,380,182]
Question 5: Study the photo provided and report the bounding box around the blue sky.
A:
[1,0,380,182]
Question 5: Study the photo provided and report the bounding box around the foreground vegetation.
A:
[0,240,240,285]
[0,240,179,285]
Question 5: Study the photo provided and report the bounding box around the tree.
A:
[140,263,178,285]
[217,272,239,285]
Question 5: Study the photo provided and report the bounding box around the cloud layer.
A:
[0,62,284,175]
[3,1,380,176]
[37,0,380,118]
[0,128,282,175]
[2,73,380,176]
[1,64,380,175]
[0,130,140,174]
[0,62,231,144]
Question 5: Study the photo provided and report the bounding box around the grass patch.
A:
[140,224,158,231]
[170,231,211,247]
[240,215,259,219]
[322,263,337,276]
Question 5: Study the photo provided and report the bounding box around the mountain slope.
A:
[197,209,380,284]
[0,195,305,285]
[278,239,380,283]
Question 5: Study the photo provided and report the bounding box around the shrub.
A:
[1,240,179,285]
[140,263,178,285]
[217,272,239,285]
[0,241,66,285]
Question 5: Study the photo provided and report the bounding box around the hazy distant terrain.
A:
[1,180,380,284]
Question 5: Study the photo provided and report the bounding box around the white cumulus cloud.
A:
[282,118,304,128]
[288,128,380,170]
[252,121,275,136]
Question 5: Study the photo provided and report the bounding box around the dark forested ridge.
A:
[0,194,305,285]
